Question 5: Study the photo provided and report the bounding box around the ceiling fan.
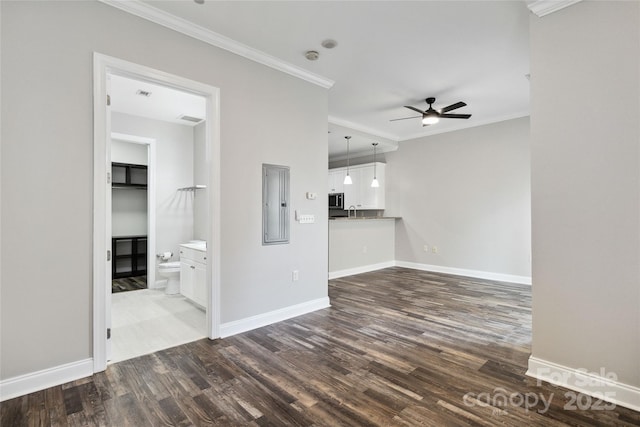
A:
[391,97,471,126]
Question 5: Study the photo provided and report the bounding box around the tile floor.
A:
[110,289,207,363]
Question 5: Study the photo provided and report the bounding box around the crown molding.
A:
[98,0,335,89]
[400,111,530,142]
[328,116,400,142]
[527,0,582,17]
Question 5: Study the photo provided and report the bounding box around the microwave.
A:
[329,193,344,210]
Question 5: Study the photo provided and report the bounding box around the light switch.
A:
[298,214,315,224]
[306,192,317,200]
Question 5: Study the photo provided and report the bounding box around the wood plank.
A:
[3,267,640,426]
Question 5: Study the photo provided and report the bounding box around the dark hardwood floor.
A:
[112,276,147,294]
[2,267,639,426]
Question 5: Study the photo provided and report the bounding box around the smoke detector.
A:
[305,50,319,61]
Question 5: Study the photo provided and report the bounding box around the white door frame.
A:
[93,53,221,372]
[111,132,157,290]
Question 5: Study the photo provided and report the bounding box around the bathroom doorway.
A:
[93,54,221,371]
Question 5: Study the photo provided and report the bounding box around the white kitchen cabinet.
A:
[328,169,346,194]
[342,163,385,210]
[179,245,206,308]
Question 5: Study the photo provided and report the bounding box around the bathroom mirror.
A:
[262,164,290,245]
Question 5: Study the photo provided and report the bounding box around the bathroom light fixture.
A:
[343,136,353,185]
[371,142,380,188]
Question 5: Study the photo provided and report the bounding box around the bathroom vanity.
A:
[179,242,207,308]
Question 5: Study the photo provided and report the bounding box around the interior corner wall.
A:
[0,1,328,382]
[385,117,531,278]
[530,1,640,388]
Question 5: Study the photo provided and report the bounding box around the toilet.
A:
[158,261,181,295]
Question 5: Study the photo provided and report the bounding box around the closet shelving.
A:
[112,236,147,279]
[112,162,147,189]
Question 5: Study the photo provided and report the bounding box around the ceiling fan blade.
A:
[440,113,472,119]
[441,102,466,113]
[404,106,426,115]
[390,116,421,122]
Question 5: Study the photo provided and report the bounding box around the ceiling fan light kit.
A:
[391,97,472,126]
[422,113,439,126]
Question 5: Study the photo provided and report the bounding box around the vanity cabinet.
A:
[332,163,386,210]
[179,245,206,307]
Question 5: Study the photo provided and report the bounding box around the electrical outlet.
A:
[432,246,439,254]
[292,270,299,281]
[423,245,429,252]
[363,246,368,254]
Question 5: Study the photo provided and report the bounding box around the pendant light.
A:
[371,142,380,188]
[343,136,353,185]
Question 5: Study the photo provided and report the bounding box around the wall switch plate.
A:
[292,270,299,281]
[298,214,315,224]
[423,245,429,252]
[306,192,317,200]
[432,246,439,254]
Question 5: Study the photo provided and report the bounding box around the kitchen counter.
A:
[328,217,396,278]
[329,216,401,221]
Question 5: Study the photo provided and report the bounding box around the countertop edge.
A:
[329,217,401,221]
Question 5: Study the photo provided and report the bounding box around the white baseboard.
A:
[0,358,93,402]
[220,296,331,338]
[526,356,640,412]
[395,260,532,285]
[328,261,396,280]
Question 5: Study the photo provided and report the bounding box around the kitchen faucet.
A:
[348,205,357,218]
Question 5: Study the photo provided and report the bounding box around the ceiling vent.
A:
[179,115,204,124]
[136,89,152,97]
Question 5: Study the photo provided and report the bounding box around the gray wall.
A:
[329,220,395,273]
[112,113,195,272]
[530,2,639,387]
[0,1,328,380]
[385,117,531,278]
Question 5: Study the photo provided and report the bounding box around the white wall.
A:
[112,139,148,165]
[193,121,207,241]
[0,1,328,381]
[112,112,195,270]
[385,117,531,279]
[111,140,148,237]
[530,1,639,388]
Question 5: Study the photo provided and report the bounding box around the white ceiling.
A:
[117,1,530,158]
[110,74,206,126]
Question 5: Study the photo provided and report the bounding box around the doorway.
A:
[93,53,221,372]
